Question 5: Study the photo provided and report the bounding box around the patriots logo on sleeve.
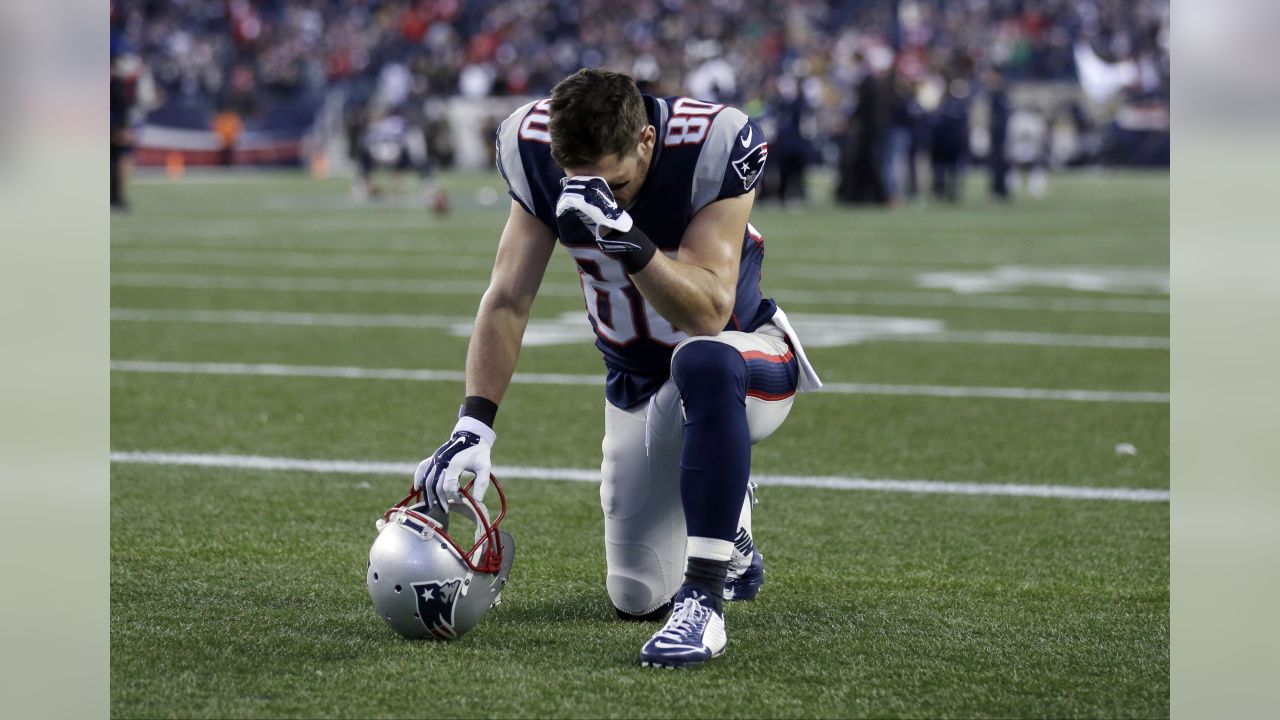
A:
[732,140,768,190]
[413,578,464,640]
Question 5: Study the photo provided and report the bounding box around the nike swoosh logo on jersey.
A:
[740,126,753,147]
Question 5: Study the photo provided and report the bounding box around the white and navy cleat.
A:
[724,549,765,601]
[639,585,726,669]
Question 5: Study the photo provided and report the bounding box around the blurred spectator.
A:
[212,108,244,166]
[111,1,1168,119]
[986,68,1011,201]
[110,36,160,210]
[930,77,971,203]
[837,47,893,205]
[1009,108,1050,197]
[110,0,1168,179]
[886,75,924,203]
[767,73,814,207]
[352,104,448,212]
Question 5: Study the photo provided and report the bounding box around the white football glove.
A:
[413,416,496,512]
[555,175,635,249]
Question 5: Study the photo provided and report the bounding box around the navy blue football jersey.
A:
[495,95,777,408]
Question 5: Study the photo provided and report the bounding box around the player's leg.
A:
[110,141,123,208]
[639,328,799,667]
[407,128,447,214]
[693,327,797,599]
[730,322,798,598]
[638,340,744,667]
[672,338,751,585]
[645,357,784,603]
[111,128,134,210]
[600,398,685,620]
[353,145,376,200]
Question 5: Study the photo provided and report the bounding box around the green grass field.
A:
[110,169,1169,718]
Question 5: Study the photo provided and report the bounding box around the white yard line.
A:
[115,247,1169,285]
[780,288,1168,314]
[110,229,1164,264]
[110,234,1163,262]
[818,381,1169,403]
[110,272,515,296]
[920,330,1168,350]
[110,307,1169,351]
[109,359,1169,404]
[111,272,1170,314]
[109,360,593,387]
[108,450,1170,503]
[110,308,473,329]
[111,228,469,249]
[111,248,501,272]
[773,263,1170,287]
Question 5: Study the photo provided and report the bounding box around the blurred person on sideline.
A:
[352,103,447,213]
[1008,106,1050,198]
[212,107,243,167]
[769,73,814,208]
[886,75,925,204]
[930,75,971,203]
[986,68,1011,201]
[842,46,894,205]
[109,37,158,211]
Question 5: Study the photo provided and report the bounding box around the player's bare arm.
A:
[407,199,553,513]
[465,199,557,404]
[627,191,753,337]
[555,171,754,337]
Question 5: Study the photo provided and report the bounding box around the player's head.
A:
[549,68,655,208]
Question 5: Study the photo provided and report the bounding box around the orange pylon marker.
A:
[165,151,185,180]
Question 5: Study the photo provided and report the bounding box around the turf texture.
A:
[111,169,1168,718]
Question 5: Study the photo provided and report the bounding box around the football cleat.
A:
[724,549,765,601]
[639,585,726,668]
[725,524,765,600]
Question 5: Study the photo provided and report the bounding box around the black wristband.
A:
[461,396,498,428]
[607,226,659,274]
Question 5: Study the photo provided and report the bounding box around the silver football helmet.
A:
[367,474,514,640]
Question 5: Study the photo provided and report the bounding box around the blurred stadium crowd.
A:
[110,0,1169,206]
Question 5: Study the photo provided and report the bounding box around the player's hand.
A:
[555,176,636,251]
[412,417,496,512]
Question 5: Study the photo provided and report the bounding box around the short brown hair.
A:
[549,68,647,168]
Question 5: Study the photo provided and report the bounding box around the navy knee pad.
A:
[670,341,751,543]
[671,340,748,401]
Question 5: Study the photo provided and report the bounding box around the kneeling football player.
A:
[413,69,821,668]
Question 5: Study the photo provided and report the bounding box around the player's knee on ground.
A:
[599,401,683,618]
[606,561,671,617]
[613,598,673,622]
[671,340,747,401]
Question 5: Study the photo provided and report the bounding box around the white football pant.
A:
[600,321,798,616]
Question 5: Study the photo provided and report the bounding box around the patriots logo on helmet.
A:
[413,578,464,640]
[732,142,768,190]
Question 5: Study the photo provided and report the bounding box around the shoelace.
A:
[655,598,709,642]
